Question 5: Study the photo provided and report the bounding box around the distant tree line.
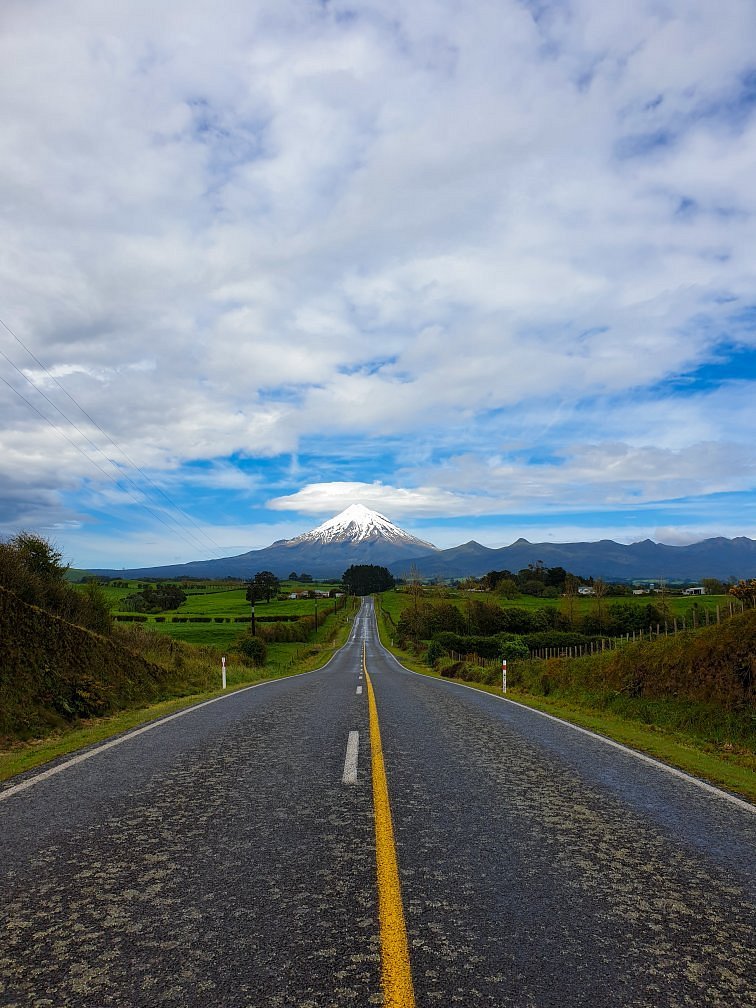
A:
[121,585,187,613]
[342,565,395,596]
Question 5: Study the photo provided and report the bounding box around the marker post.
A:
[502,658,507,694]
[221,655,227,690]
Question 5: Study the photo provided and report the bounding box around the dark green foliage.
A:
[121,585,187,613]
[521,630,602,649]
[480,569,516,591]
[342,564,394,596]
[500,639,529,659]
[398,601,466,640]
[425,639,446,667]
[594,602,669,636]
[245,571,281,603]
[432,632,503,659]
[468,603,558,634]
[235,635,267,666]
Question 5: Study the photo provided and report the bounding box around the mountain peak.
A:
[286,504,437,550]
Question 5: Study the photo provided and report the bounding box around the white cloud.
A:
[267,481,468,518]
[0,0,755,558]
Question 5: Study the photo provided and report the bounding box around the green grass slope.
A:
[0,586,200,741]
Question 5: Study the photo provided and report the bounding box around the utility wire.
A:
[0,315,224,553]
[0,346,212,555]
[0,374,218,555]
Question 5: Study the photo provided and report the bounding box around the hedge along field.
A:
[508,610,756,754]
[382,587,735,625]
[121,594,348,650]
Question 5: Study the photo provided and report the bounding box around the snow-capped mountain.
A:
[87,506,756,581]
[285,504,436,549]
[90,505,440,579]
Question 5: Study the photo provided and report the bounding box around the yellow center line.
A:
[365,658,416,1008]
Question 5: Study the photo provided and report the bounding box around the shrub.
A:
[235,635,267,666]
[425,639,446,667]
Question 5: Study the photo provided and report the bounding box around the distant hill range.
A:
[88,504,756,582]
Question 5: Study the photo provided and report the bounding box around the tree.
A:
[0,533,111,634]
[496,578,520,599]
[481,569,515,591]
[729,579,756,608]
[236,634,267,666]
[405,564,424,613]
[701,578,726,595]
[592,577,608,630]
[7,532,67,582]
[543,566,568,589]
[288,571,298,581]
[246,571,280,603]
[561,573,580,627]
[121,585,186,613]
[342,565,395,596]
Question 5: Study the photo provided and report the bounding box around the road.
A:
[1,599,754,1007]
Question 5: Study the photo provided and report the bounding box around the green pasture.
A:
[74,578,344,621]
[381,587,734,624]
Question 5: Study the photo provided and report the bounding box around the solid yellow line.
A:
[365,666,416,1008]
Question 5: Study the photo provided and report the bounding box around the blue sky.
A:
[1,0,755,568]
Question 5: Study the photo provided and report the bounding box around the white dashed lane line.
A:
[342,730,360,785]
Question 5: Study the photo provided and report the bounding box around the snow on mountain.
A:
[285,504,437,550]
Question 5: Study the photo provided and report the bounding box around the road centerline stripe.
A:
[365,668,416,1008]
[342,730,360,785]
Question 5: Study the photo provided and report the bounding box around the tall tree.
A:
[246,570,280,603]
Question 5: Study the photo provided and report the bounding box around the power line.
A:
[0,315,225,554]
[0,375,222,553]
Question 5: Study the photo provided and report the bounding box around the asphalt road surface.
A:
[1,598,754,1007]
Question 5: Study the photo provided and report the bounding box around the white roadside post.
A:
[221,655,227,690]
[502,658,507,694]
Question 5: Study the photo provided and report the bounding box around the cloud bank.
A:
[0,0,754,565]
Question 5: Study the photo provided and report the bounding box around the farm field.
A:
[76,579,347,648]
[380,588,735,625]
[74,579,342,615]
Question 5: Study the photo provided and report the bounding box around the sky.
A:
[1,0,755,569]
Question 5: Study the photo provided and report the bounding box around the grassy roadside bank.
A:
[0,605,354,784]
[373,597,756,803]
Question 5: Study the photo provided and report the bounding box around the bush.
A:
[500,639,529,659]
[235,635,267,666]
[425,639,446,667]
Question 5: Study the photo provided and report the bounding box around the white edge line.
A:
[1,644,351,804]
[342,730,360,785]
[377,634,755,815]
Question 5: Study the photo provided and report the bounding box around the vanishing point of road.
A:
[1,599,754,1007]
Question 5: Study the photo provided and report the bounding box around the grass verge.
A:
[0,607,354,785]
[374,598,756,804]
